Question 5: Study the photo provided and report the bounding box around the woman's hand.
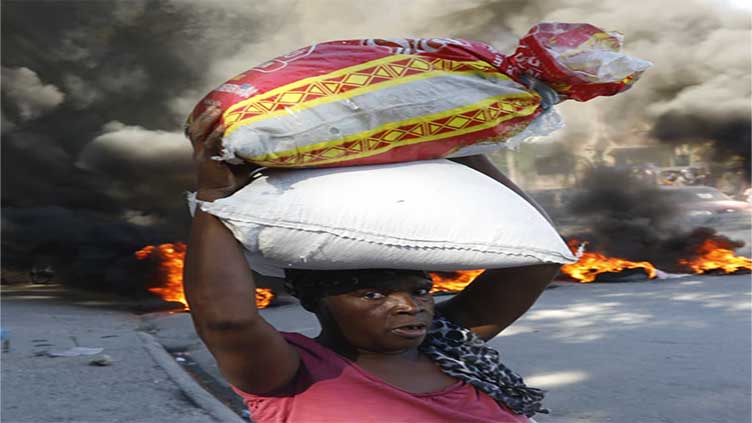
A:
[186,106,258,201]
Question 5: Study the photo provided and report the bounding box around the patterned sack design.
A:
[187,22,650,168]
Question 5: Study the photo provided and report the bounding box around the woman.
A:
[184,107,560,422]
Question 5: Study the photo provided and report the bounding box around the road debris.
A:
[89,354,114,366]
[48,347,103,357]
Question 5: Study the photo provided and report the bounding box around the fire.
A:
[255,288,275,308]
[135,243,187,307]
[134,243,274,309]
[560,240,657,283]
[429,270,486,293]
[678,239,752,274]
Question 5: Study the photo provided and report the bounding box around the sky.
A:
[1,0,750,290]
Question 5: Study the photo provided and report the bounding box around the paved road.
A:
[1,287,217,423]
[491,274,751,423]
[148,273,752,423]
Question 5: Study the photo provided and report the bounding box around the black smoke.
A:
[1,0,266,290]
[1,206,175,293]
[652,113,751,178]
[566,167,677,264]
[565,166,748,272]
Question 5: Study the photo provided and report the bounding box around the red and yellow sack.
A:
[187,22,650,168]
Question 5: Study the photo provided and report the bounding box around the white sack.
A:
[195,159,577,277]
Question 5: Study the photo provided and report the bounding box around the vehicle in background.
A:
[659,185,752,229]
[655,166,710,187]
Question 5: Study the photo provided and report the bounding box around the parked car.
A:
[659,185,752,229]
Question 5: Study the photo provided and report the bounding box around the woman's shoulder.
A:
[233,332,347,399]
[279,331,313,346]
[279,332,349,376]
[280,332,338,359]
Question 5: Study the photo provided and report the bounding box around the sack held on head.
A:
[190,160,578,278]
[187,22,650,169]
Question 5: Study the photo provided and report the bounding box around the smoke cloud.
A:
[2,67,65,121]
[1,0,749,290]
[563,166,746,271]
[460,0,751,169]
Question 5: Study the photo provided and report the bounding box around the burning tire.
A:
[30,265,54,284]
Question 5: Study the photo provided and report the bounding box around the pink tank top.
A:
[232,332,530,423]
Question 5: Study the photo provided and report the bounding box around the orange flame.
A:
[134,243,274,309]
[678,239,752,274]
[135,243,187,307]
[429,270,486,293]
[560,240,657,283]
[255,287,275,308]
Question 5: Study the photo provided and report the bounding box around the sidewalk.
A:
[0,284,239,423]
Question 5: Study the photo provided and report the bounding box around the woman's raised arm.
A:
[438,155,560,340]
[183,108,299,394]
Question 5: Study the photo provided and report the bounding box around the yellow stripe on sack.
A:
[248,92,541,167]
[224,70,507,137]
[224,54,496,116]
[264,92,539,156]
[225,55,414,114]
[222,57,504,137]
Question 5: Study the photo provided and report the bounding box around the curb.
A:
[138,331,247,423]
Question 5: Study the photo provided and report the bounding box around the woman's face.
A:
[320,273,435,353]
